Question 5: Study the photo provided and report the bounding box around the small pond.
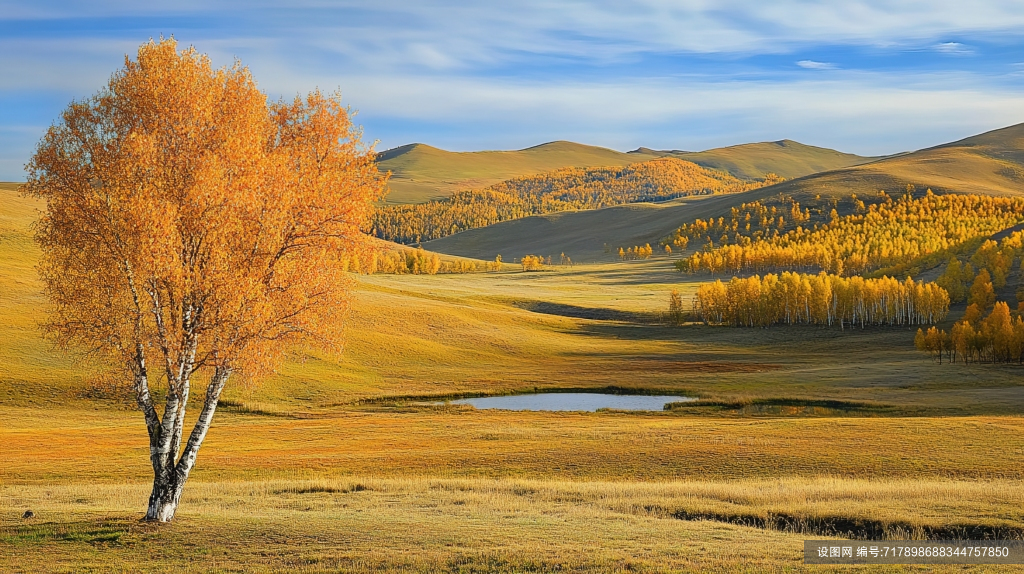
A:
[440,393,695,412]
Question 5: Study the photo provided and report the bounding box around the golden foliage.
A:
[340,247,492,275]
[667,290,685,325]
[675,192,1024,276]
[692,272,949,328]
[968,269,997,309]
[618,243,653,260]
[521,255,545,271]
[922,302,1024,364]
[935,258,974,303]
[23,38,388,518]
[25,38,386,382]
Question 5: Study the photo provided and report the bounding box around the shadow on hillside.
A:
[512,300,657,322]
[663,507,1024,541]
[570,262,687,285]
[570,323,929,364]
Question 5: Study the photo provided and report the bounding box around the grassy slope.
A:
[421,192,770,262]
[0,183,90,405]
[4,185,1024,571]
[3,475,1022,572]
[651,139,880,181]
[377,139,874,205]
[424,123,1024,262]
[763,122,1024,201]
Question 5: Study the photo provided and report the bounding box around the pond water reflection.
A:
[441,393,695,412]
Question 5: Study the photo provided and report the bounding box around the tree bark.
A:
[143,366,231,522]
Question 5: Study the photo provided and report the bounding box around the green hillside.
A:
[424,123,1024,262]
[650,139,880,181]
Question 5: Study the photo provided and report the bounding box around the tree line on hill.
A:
[346,249,574,274]
[661,187,1024,366]
[618,244,654,260]
[344,247,499,274]
[674,191,1024,277]
[371,158,783,244]
[916,303,1024,364]
[915,264,1024,364]
[691,272,949,328]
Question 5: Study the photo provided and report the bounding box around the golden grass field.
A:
[4,172,1024,573]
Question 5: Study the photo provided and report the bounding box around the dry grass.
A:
[4,183,1024,571]
[2,477,1019,572]
[668,139,876,181]
[5,406,1024,485]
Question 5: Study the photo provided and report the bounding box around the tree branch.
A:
[175,365,231,481]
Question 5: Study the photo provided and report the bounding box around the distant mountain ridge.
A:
[377,139,875,205]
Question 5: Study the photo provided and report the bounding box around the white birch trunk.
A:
[142,366,231,522]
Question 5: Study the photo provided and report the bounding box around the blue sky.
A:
[3,1,1024,180]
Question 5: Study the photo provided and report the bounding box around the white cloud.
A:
[934,42,973,54]
[5,2,1024,70]
[797,60,837,70]
[277,69,1024,156]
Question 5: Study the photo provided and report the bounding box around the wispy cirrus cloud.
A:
[934,41,973,54]
[796,60,838,70]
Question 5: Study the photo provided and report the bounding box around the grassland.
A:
[652,140,880,182]
[377,139,874,205]
[4,172,1024,573]
[759,123,1024,202]
[4,476,1023,572]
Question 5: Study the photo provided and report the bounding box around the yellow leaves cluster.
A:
[521,255,545,271]
[669,198,810,250]
[24,38,387,382]
[920,302,1024,364]
[341,247,492,275]
[693,272,949,328]
[618,244,653,260]
[678,193,1024,276]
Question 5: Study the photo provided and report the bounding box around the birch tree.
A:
[23,39,386,522]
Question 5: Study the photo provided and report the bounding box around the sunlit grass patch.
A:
[3,478,1022,572]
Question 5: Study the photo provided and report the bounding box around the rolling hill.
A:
[763,122,1024,201]
[377,139,874,204]
[377,141,661,204]
[645,139,882,181]
[424,123,1024,262]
